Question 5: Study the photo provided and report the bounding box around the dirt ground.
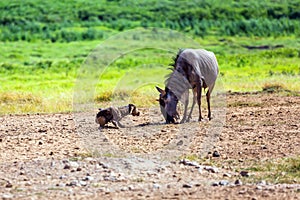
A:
[0,92,299,199]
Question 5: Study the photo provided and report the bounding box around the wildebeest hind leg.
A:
[206,90,212,120]
[197,85,203,121]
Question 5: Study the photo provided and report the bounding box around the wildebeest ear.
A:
[155,86,165,95]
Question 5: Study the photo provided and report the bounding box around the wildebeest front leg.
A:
[196,85,203,121]
[187,88,197,122]
[180,90,189,123]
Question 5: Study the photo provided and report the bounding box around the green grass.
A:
[1,36,300,114]
[244,156,300,184]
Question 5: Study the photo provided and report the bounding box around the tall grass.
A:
[1,0,300,42]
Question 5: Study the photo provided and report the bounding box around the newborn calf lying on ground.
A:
[95,104,140,129]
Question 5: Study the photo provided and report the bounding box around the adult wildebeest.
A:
[156,48,219,123]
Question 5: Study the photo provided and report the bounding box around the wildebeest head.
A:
[156,86,179,124]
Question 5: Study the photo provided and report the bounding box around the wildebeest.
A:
[156,48,219,123]
[95,104,140,129]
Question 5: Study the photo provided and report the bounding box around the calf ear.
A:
[155,86,165,95]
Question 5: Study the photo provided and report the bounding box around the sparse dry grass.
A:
[244,156,300,184]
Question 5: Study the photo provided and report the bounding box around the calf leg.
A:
[116,121,125,128]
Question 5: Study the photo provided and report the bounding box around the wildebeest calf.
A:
[95,104,140,129]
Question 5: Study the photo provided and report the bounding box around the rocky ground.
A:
[0,92,299,199]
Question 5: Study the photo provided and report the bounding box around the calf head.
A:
[128,104,140,116]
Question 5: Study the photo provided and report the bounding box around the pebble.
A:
[211,182,219,186]
[212,150,220,157]
[5,183,13,188]
[59,175,67,179]
[76,167,82,171]
[67,180,79,187]
[223,173,231,178]
[235,179,243,185]
[153,183,161,189]
[256,185,263,190]
[204,166,219,173]
[63,164,71,170]
[257,180,267,185]
[2,194,13,199]
[219,180,230,186]
[69,161,79,168]
[79,181,87,186]
[179,159,200,168]
[240,171,249,177]
[182,183,192,188]
[83,176,94,181]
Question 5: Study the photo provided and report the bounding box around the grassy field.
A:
[1,35,300,114]
[1,0,300,114]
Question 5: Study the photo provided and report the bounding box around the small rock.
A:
[223,173,231,178]
[198,168,203,174]
[68,180,78,187]
[212,150,220,157]
[257,180,267,185]
[2,194,13,199]
[240,171,249,177]
[182,183,192,188]
[5,183,13,188]
[25,182,32,186]
[261,145,267,150]
[153,183,160,189]
[59,175,67,179]
[219,180,229,186]
[76,167,82,171]
[238,190,246,194]
[211,182,219,186]
[69,161,79,168]
[99,162,109,169]
[235,179,242,185]
[256,185,263,190]
[177,140,183,146]
[79,181,87,186]
[63,165,71,170]
[204,166,219,173]
[38,141,43,145]
[179,159,200,168]
[83,176,94,181]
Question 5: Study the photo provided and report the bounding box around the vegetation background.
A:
[0,0,299,114]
